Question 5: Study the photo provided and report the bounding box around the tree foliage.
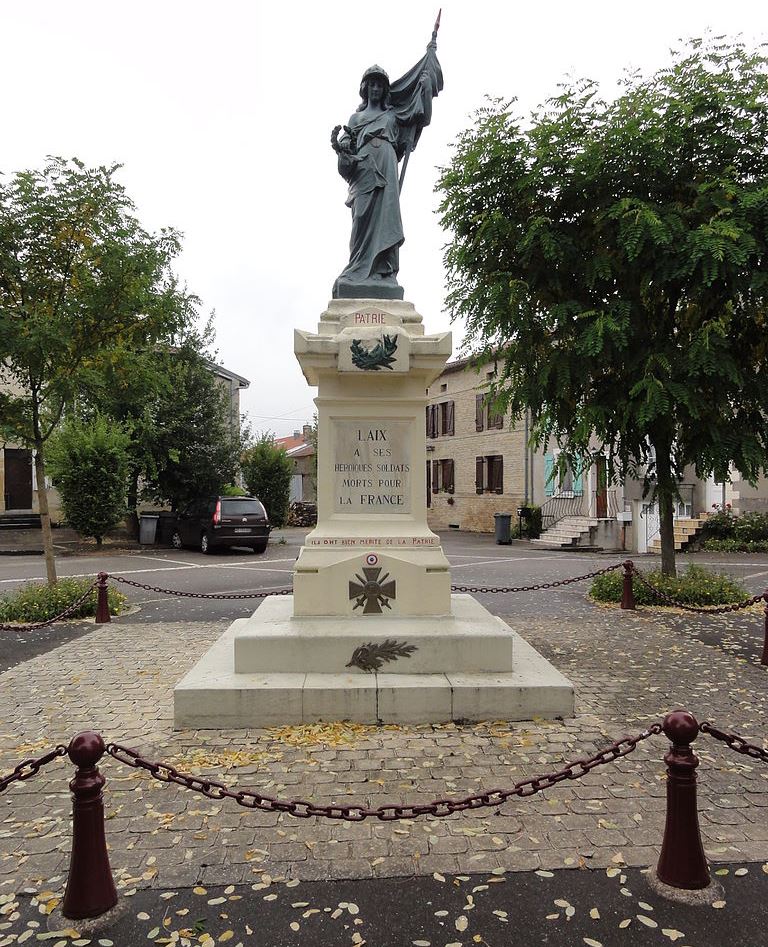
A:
[437,37,768,574]
[242,433,292,527]
[46,415,130,545]
[0,157,194,581]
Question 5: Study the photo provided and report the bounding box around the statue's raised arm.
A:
[331,12,443,300]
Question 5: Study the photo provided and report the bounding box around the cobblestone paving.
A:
[0,604,766,897]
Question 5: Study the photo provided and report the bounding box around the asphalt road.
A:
[17,866,768,947]
[2,531,768,671]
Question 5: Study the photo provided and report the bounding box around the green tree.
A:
[84,320,244,517]
[0,157,194,582]
[242,433,292,527]
[46,415,130,546]
[437,37,768,575]
[139,340,243,511]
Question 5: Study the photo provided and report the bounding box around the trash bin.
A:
[138,513,159,545]
[494,512,512,545]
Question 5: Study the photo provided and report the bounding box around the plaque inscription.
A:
[333,419,411,514]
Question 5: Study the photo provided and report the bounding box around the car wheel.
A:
[171,530,183,550]
[252,541,268,554]
[201,532,211,554]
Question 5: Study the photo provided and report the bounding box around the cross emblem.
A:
[348,566,396,615]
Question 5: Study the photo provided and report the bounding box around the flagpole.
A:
[398,9,441,194]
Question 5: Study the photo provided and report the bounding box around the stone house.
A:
[0,358,250,521]
[275,424,317,503]
[425,356,541,532]
[426,356,767,552]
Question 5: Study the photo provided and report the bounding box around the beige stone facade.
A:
[426,358,535,532]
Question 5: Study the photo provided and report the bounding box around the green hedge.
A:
[590,564,747,606]
[701,538,768,553]
[0,577,127,623]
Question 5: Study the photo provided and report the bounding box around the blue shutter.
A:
[573,461,583,496]
[544,454,555,496]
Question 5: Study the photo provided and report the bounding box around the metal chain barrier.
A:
[0,581,99,633]
[108,575,293,600]
[451,561,625,595]
[107,723,662,821]
[700,721,768,763]
[630,565,766,614]
[0,745,68,793]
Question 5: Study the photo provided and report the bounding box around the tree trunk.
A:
[125,466,141,539]
[654,436,677,577]
[33,442,58,586]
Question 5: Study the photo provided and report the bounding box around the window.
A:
[440,400,455,436]
[440,458,454,493]
[440,383,447,392]
[475,393,504,431]
[427,402,454,437]
[543,453,583,497]
[430,459,454,494]
[475,455,503,494]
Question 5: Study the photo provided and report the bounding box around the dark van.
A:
[171,496,271,554]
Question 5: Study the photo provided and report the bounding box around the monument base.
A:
[173,595,574,728]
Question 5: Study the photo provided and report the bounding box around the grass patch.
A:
[590,564,748,607]
[0,577,127,624]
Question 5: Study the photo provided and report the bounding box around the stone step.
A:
[232,596,515,675]
[0,513,41,530]
[174,606,574,727]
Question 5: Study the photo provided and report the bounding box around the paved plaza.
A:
[2,597,767,888]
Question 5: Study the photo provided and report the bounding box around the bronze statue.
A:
[332,13,443,300]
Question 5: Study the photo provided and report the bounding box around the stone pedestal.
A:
[174,299,574,728]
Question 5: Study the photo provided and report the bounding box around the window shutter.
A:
[425,406,430,437]
[426,461,431,508]
[573,461,583,496]
[446,401,455,436]
[544,454,555,497]
[432,459,440,493]
[490,404,504,430]
[444,459,455,493]
[475,457,484,494]
[492,456,503,494]
[475,394,485,432]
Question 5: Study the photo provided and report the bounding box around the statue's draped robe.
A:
[334,44,443,297]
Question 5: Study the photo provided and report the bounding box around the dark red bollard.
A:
[620,560,636,610]
[62,732,118,920]
[761,592,768,667]
[95,572,110,624]
[655,710,710,890]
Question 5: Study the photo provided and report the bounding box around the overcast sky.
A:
[3,2,765,436]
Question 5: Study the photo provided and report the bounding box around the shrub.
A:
[47,415,130,546]
[0,577,127,623]
[701,537,768,553]
[590,564,747,606]
[699,505,736,540]
[518,504,542,539]
[242,434,292,527]
[733,512,768,543]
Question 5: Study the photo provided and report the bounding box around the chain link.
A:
[700,722,768,763]
[0,745,68,793]
[452,561,625,595]
[0,582,98,633]
[108,575,293,600]
[630,567,766,614]
[106,724,662,821]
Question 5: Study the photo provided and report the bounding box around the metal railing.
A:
[541,492,585,530]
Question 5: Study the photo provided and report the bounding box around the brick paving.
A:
[0,603,766,897]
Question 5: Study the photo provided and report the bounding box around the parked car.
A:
[171,496,271,554]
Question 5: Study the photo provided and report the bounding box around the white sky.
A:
[3,2,765,436]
